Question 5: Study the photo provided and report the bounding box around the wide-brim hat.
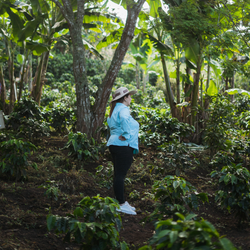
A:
[111,87,137,102]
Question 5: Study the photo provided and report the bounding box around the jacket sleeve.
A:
[119,108,131,140]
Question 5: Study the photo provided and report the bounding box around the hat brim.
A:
[111,89,137,102]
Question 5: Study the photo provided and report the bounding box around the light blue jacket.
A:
[107,103,139,154]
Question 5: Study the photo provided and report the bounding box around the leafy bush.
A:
[139,213,237,250]
[17,117,50,141]
[5,97,44,129]
[209,151,235,170]
[150,175,208,220]
[234,95,250,114]
[4,97,50,140]
[134,107,194,147]
[63,132,100,161]
[40,86,62,106]
[43,104,76,134]
[203,95,236,156]
[47,195,123,250]
[0,139,37,180]
[95,163,114,189]
[158,138,194,176]
[211,163,250,226]
[46,53,73,81]
[117,68,136,85]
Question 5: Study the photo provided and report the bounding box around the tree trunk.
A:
[142,69,146,93]
[31,53,45,104]
[28,53,33,91]
[176,49,180,103]
[206,60,210,91]
[0,65,7,114]
[231,71,235,101]
[160,53,181,120]
[18,50,28,101]
[136,61,140,89]
[225,77,229,90]
[9,49,15,113]
[191,56,202,126]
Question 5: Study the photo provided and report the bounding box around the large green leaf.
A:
[84,12,113,24]
[206,80,218,96]
[147,0,162,18]
[6,7,25,39]
[18,15,44,41]
[208,59,222,78]
[26,41,49,55]
[96,27,123,49]
[185,39,199,66]
[225,88,250,98]
[83,39,104,60]
[219,238,237,250]
[147,34,174,57]
[16,54,25,64]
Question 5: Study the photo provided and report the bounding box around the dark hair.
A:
[109,94,129,118]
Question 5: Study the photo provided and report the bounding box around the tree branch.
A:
[52,0,74,26]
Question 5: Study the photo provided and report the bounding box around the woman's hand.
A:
[119,135,126,141]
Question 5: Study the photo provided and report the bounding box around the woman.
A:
[107,87,139,215]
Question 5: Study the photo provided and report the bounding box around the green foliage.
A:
[46,53,74,81]
[47,195,122,250]
[5,97,50,140]
[43,103,76,134]
[211,163,250,226]
[63,132,100,161]
[203,95,236,156]
[149,72,158,86]
[39,180,60,211]
[234,95,250,114]
[150,176,208,220]
[158,138,194,176]
[133,106,194,147]
[117,68,136,85]
[209,151,235,170]
[95,163,113,189]
[0,139,37,180]
[139,213,237,250]
[5,97,44,130]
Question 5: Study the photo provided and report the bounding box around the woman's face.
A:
[124,94,132,106]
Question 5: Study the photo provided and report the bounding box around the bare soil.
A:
[0,136,250,250]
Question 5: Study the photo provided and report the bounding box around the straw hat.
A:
[111,87,137,102]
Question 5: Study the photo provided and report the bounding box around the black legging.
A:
[109,145,134,204]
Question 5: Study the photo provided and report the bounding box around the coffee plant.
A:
[158,138,194,176]
[150,175,208,220]
[211,163,250,226]
[43,103,76,134]
[47,195,123,250]
[0,139,37,180]
[4,97,50,140]
[95,163,114,189]
[209,151,235,170]
[130,105,194,147]
[203,95,236,157]
[39,180,60,212]
[63,132,101,162]
[139,213,237,250]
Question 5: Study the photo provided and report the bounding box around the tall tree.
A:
[52,0,146,138]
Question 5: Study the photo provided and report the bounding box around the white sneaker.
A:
[117,203,137,215]
[125,201,136,211]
